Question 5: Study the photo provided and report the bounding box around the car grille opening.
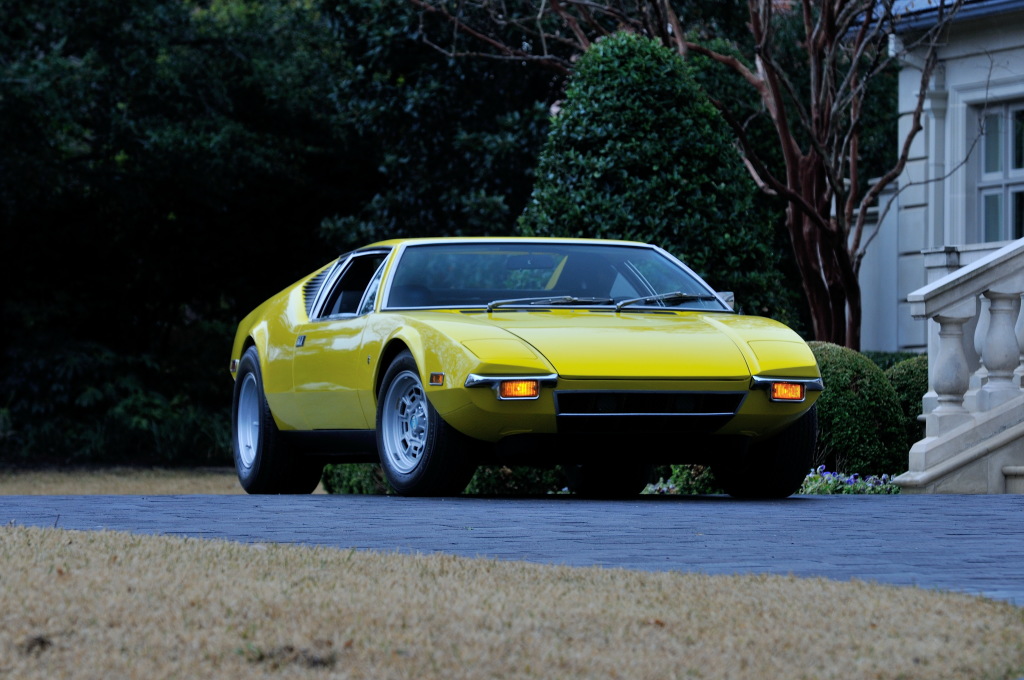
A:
[554,391,744,434]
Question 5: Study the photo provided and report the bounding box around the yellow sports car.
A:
[229,237,821,498]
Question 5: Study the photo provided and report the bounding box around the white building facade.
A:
[860,0,1024,353]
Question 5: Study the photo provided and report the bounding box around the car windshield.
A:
[384,242,729,312]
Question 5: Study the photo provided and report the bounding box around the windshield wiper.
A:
[487,296,615,312]
[614,291,720,312]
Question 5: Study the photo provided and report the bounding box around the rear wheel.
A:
[232,346,323,494]
[712,406,817,499]
[376,351,477,496]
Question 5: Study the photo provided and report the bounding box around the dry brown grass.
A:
[0,526,1022,679]
[1,469,1023,679]
[0,467,325,495]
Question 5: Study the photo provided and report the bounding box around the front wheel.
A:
[232,346,323,494]
[711,406,817,499]
[376,351,477,496]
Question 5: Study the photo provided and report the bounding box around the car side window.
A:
[317,253,387,319]
[356,261,387,316]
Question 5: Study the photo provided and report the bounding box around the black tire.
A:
[564,463,655,498]
[232,346,323,494]
[375,350,477,496]
[712,406,817,499]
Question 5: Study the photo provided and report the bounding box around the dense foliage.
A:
[323,463,564,496]
[809,342,908,476]
[517,32,795,321]
[0,0,549,465]
[321,462,390,495]
[885,354,929,447]
[667,465,723,495]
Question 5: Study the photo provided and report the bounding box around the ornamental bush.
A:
[518,31,792,320]
[321,463,390,495]
[809,342,908,476]
[666,465,723,495]
[884,354,929,447]
[322,463,564,495]
[464,466,564,496]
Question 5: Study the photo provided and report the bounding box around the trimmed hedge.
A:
[517,31,793,321]
[884,354,928,447]
[863,351,922,372]
[809,342,908,476]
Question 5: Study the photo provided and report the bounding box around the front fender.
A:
[366,314,558,439]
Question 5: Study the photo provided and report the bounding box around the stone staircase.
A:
[895,239,1024,493]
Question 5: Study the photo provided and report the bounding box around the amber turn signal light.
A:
[770,382,805,402]
[498,379,540,399]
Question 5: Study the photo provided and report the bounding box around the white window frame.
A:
[975,102,1024,243]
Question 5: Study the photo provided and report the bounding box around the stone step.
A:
[1004,466,1024,494]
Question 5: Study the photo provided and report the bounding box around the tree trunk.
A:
[785,152,864,350]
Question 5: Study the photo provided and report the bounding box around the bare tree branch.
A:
[406,0,968,347]
[850,0,965,262]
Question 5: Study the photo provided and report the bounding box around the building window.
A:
[977,104,1024,242]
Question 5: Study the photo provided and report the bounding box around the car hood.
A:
[477,310,753,379]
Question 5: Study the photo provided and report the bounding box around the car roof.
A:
[357,236,654,250]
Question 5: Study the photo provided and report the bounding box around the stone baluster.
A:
[977,289,1022,410]
[926,308,976,437]
[1015,294,1024,388]
[965,294,990,411]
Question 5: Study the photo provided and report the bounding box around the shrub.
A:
[0,339,231,467]
[518,31,794,321]
[665,465,723,495]
[808,342,908,476]
[646,466,899,495]
[464,466,564,496]
[884,354,928,447]
[321,463,390,495]
[863,351,922,372]
[322,463,564,495]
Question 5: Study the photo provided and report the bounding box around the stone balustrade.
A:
[897,238,1024,493]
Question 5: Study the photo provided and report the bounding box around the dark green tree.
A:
[518,32,791,319]
[0,0,549,465]
[317,0,550,248]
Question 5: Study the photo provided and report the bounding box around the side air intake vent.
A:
[303,268,331,318]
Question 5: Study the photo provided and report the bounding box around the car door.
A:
[291,250,389,430]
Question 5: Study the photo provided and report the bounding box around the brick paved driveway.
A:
[3,493,1022,606]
